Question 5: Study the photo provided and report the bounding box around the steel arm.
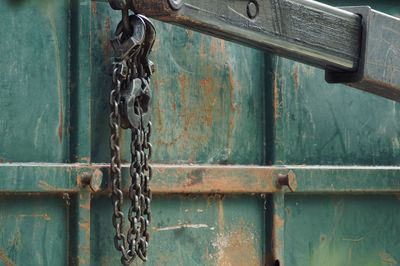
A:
[131,0,400,101]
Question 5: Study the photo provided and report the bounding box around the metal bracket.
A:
[326,6,400,101]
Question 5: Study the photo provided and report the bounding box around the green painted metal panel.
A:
[88,3,267,164]
[0,195,68,266]
[91,195,265,265]
[284,195,400,266]
[0,0,399,265]
[0,0,70,163]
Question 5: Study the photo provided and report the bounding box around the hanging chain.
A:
[108,1,155,264]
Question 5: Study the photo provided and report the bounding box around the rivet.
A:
[247,1,259,19]
[168,0,184,10]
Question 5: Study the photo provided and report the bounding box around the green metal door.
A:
[0,0,399,265]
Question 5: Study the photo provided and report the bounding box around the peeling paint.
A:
[213,220,259,266]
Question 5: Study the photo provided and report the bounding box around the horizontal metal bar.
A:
[0,163,400,194]
[132,0,361,72]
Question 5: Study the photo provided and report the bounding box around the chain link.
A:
[109,4,153,264]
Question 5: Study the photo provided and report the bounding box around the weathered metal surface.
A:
[0,0,69,163]
[70,192,92,266]
[326,6,400,101]
[284,194,400,266]
[0,195,68,266]
[265,193,285,266]
[91,195,265,265]
[270,2,400,265]
[70,0,93,163]
[90,2,266,165]
[1,0,400,265]
[272,59,400,165]
[132,0,361,72]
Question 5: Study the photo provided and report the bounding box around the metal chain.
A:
[110,62,137,265]
[127,98,152,261]
[109,3,153,264]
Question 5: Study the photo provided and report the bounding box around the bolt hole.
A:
[275,259,280,266]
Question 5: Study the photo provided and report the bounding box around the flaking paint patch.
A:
[213,220,259,266]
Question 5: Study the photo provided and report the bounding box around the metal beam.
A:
[132,0,361,71]
[129,0,400,101]
[0,163,400,194]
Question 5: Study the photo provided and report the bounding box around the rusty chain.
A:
[108,1,155,264]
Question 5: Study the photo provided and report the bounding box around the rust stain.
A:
[76,174,83,187]
[79,221,91,242]
[199,39,206,58]
[274,215,284,230]
[227,66,237,154]
[101,17,112,63]
[58,109,63,142]
[271,213,284,260]
[210,38,218,56]
[293,64,299,91]
[91,0,97,14]
[0,250,15,266]
[79,202,91,210]
[152,166,278,194]
[199,78,215,126]
[38,180,58,191]
[379,251,397,265]
[220,40,226,53]
[273,73,280,121]
[214,220,259,266]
